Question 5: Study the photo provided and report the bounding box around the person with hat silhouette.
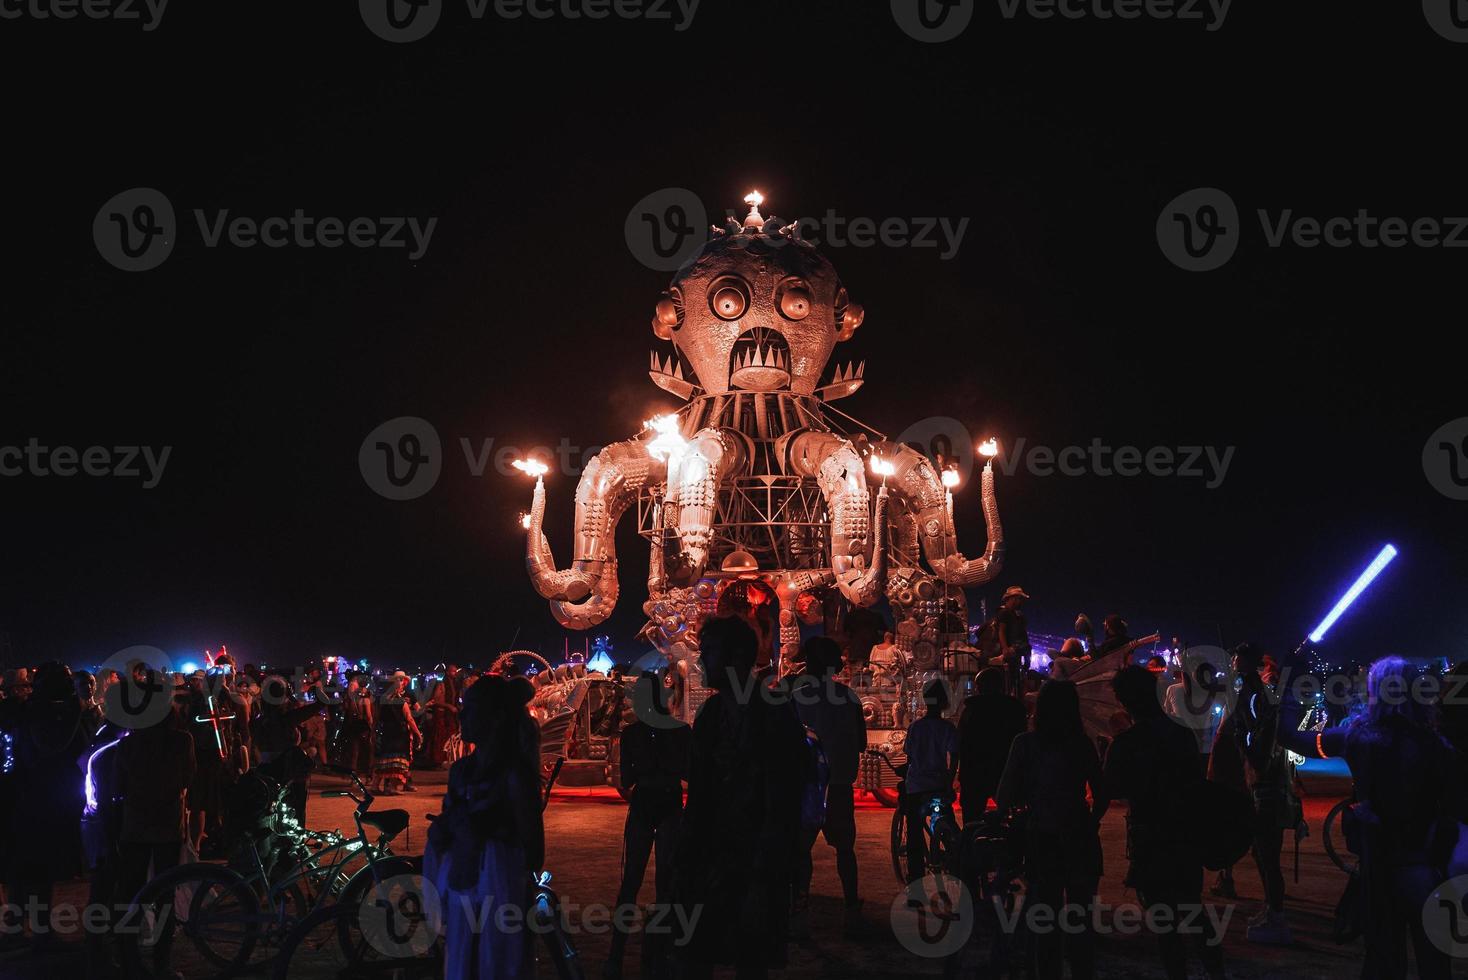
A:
[996,586,1033,696]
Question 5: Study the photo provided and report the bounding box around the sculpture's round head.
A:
[651,194,864,396]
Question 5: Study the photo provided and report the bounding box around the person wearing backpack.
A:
[791,636,866,939]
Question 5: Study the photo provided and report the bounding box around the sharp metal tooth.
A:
[673,361,683,380]
[835,364,846,382]
[752,346,764,368]
[857,360,865,377]
[651,351,657,370]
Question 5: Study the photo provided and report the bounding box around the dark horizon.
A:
[3,3,1465,674]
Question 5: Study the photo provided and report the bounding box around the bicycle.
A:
[120,764,416,979]
[868,749,962,887]
[957,812,1028,978]
[269,755,584,980]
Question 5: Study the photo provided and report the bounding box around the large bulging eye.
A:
[708,277,749,320]
[777,281,812,320]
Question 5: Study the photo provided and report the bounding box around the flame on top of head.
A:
[512,458,550,477]
[941,468,961,488]
[743,190,764,208]
[978,438,999,458]
[870,457,895,477]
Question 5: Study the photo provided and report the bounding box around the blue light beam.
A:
[1309,544,1398,643]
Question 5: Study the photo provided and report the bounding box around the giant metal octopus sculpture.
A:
[517,193,1004,693]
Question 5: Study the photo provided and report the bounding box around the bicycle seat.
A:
[360,808,410,838]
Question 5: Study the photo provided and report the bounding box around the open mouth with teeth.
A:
[729,326,791,390]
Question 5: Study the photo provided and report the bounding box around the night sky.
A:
[2,2,1464,671]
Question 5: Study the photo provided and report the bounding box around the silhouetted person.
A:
[1283,656,1464,980]
[1222,642,1295,945]
[0,662,89,949]
[606,671,690,979]
[1094,613,1132,659]
[791,636,866,938]
[339,671,376,774]
[1103,666,1224,980]
[997,680,1107,980]
[959,667,1026,824]
[252,673,326,821]
[995,586,1032,695]
[426,674,543,980]
[372,671,423,794]
[115,689,196,924]
[902,678,958,884]
[675,616,806,979]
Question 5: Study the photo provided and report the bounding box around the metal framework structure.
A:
[515,195,1007,783]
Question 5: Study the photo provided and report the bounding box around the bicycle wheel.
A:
[891,805,910,885]
[1322,798,1358,876]
[272,904,441,980]
[335,856,434,967]
[120,863,263,980]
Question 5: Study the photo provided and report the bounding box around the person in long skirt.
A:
[373,672,422,795]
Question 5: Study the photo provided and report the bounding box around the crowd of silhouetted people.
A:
[4,621,1468,980]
